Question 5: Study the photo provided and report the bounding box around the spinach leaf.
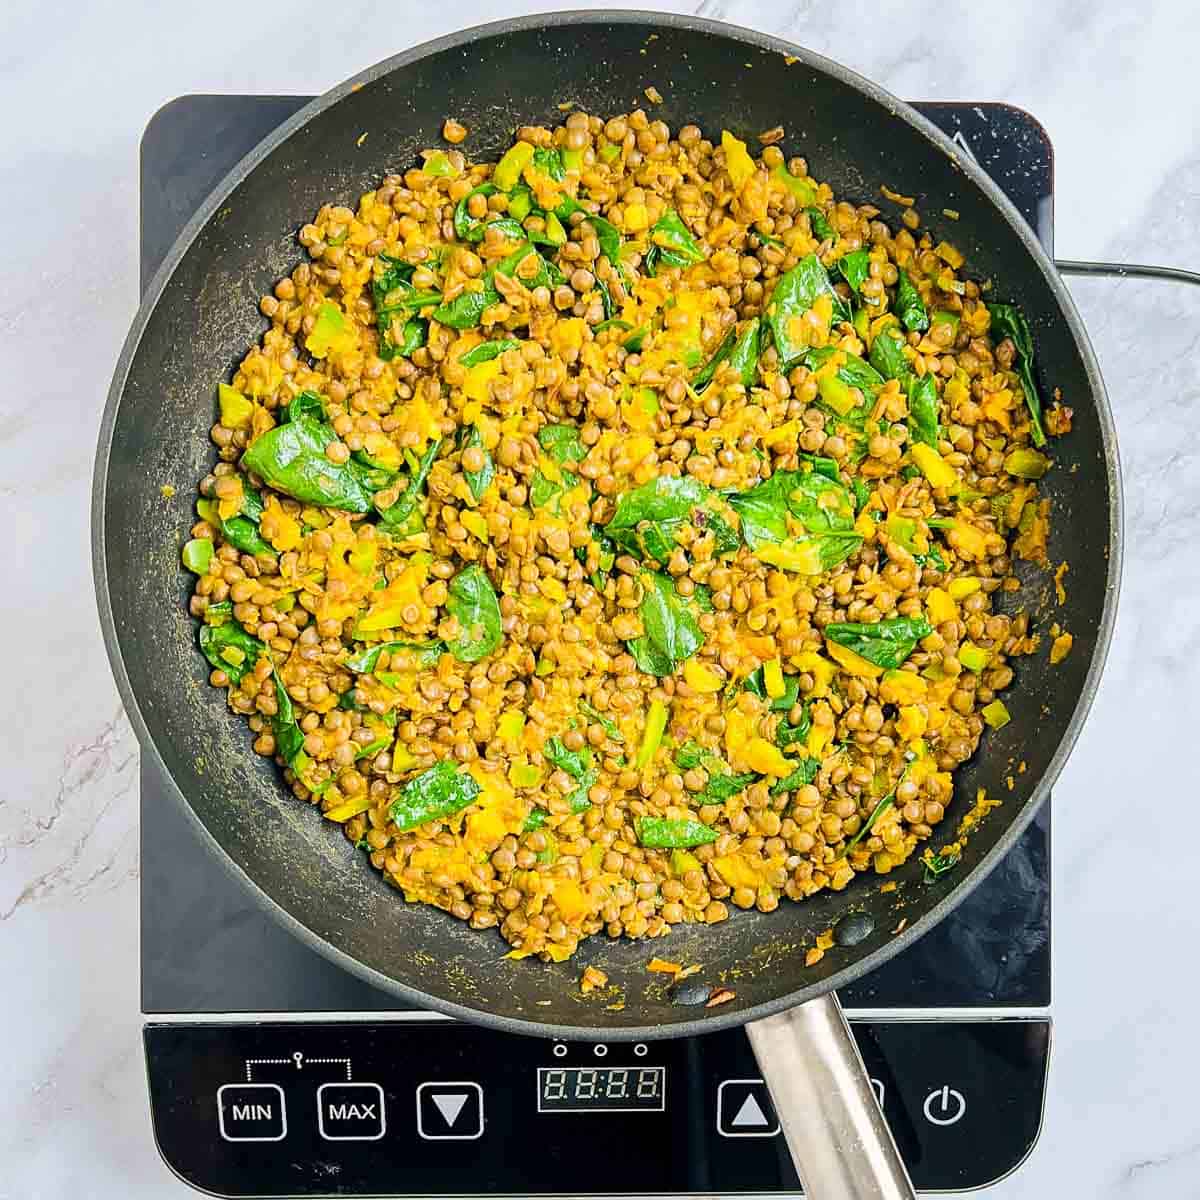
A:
[845,769,909,851]
[894,268,929,332]
[838,250,871,295]
[271,668,305,765]
[198,499,274,558]
[765,254,853,369]
[644,209,706,275]
[432,284,498,330]
[731,469,863,574]
[544,737,593,780]
[445,564,502,663]
[637,816,717,848]
[529,469,566,512]
[377,438,442,530]
[987,302,1047,447]
[800,453,840,482]
[774,704,812,751]
[532,146,566,181]
[744,666,801,712]
[596,278,616,320]
[850,477,871,512]
[623,326,647,353]
[806,206,835,242]
[915,544,947,571]
[458,338,521,367]
[694,318,760,392]
[731,470,856,548]
[343,641,445,673]
[606,477,739,564]
[799,346,884,426]
[543,737,597,813]
[627,572,704,676]
[824,616,933,669]
[868,328,910,383]
[923,848,961,882]
[537,423,588,464]
[692,328,735,392]
[907,373,940,449]
[198,620,264,685]
[453,183,499,241]
[388,761,482,832]
[460,425,494,501]
[433,239,562,330]
[674,741,707,770]
[242,405,374,513]
[703,771,759,803]
[769,755,821,795]
[373,256,439,360]
[579,700,623,743]
[587,214,622,265]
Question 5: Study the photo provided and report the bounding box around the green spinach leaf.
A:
[458,338,521,367]
[453,183,499,241]
[242,404,374,512]
[769,755,821,795]
[377,438,442,530]
[579,700,623,743]
[343,641,445,673]
[838,250,871,295]
[868,328,910,382]
[806,206,835,242]
[627,572,704,676]
[636,816,717,848]
[644,209,706,275]
[693,318,760,392]
[987,302,1047,447]
[606,477,739,564]
[198,621,264,685]
[445,564,503,663]
[388,762,482,832]
[460,425,495,501]
[907,373,940,448]
[894,268,929,332]
[744,667,801,712]
[537,423,588,464]
[765,255,853,368]
[271,668,305,765]
[824,616,933,669]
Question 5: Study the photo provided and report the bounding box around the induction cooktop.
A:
[140,96,1053,1197]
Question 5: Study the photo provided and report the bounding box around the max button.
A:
[317,1082,386,1141]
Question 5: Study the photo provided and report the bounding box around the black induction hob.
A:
[140,96,1053,1197]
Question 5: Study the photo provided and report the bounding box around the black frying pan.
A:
[93,13,1120,1197]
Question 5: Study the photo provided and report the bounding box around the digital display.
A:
[537,1066,666,1113]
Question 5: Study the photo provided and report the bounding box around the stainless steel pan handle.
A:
[746,993,915,1200]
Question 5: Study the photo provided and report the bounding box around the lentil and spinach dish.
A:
[184,108,1069,964]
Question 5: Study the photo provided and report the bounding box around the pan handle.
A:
[1055,259,1200,287]
[746,992,915,1200]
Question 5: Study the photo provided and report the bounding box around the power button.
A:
[922,1085,966,1127]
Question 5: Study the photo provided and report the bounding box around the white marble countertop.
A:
[4,0,1199,1196]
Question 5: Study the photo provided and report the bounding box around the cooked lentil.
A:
[186,110,1062,964]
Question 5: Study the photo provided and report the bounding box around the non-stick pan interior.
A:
[96,13,1116,1039]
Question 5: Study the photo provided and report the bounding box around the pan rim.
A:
[94,8,1122,1040]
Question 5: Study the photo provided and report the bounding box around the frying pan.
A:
[93,12,1120,1198]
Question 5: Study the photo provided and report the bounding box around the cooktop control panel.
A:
[147,1019,1048,1195]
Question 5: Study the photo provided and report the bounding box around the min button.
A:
[217,1084,287,1142]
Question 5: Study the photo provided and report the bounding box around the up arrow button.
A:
[717,1079,781,1138]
